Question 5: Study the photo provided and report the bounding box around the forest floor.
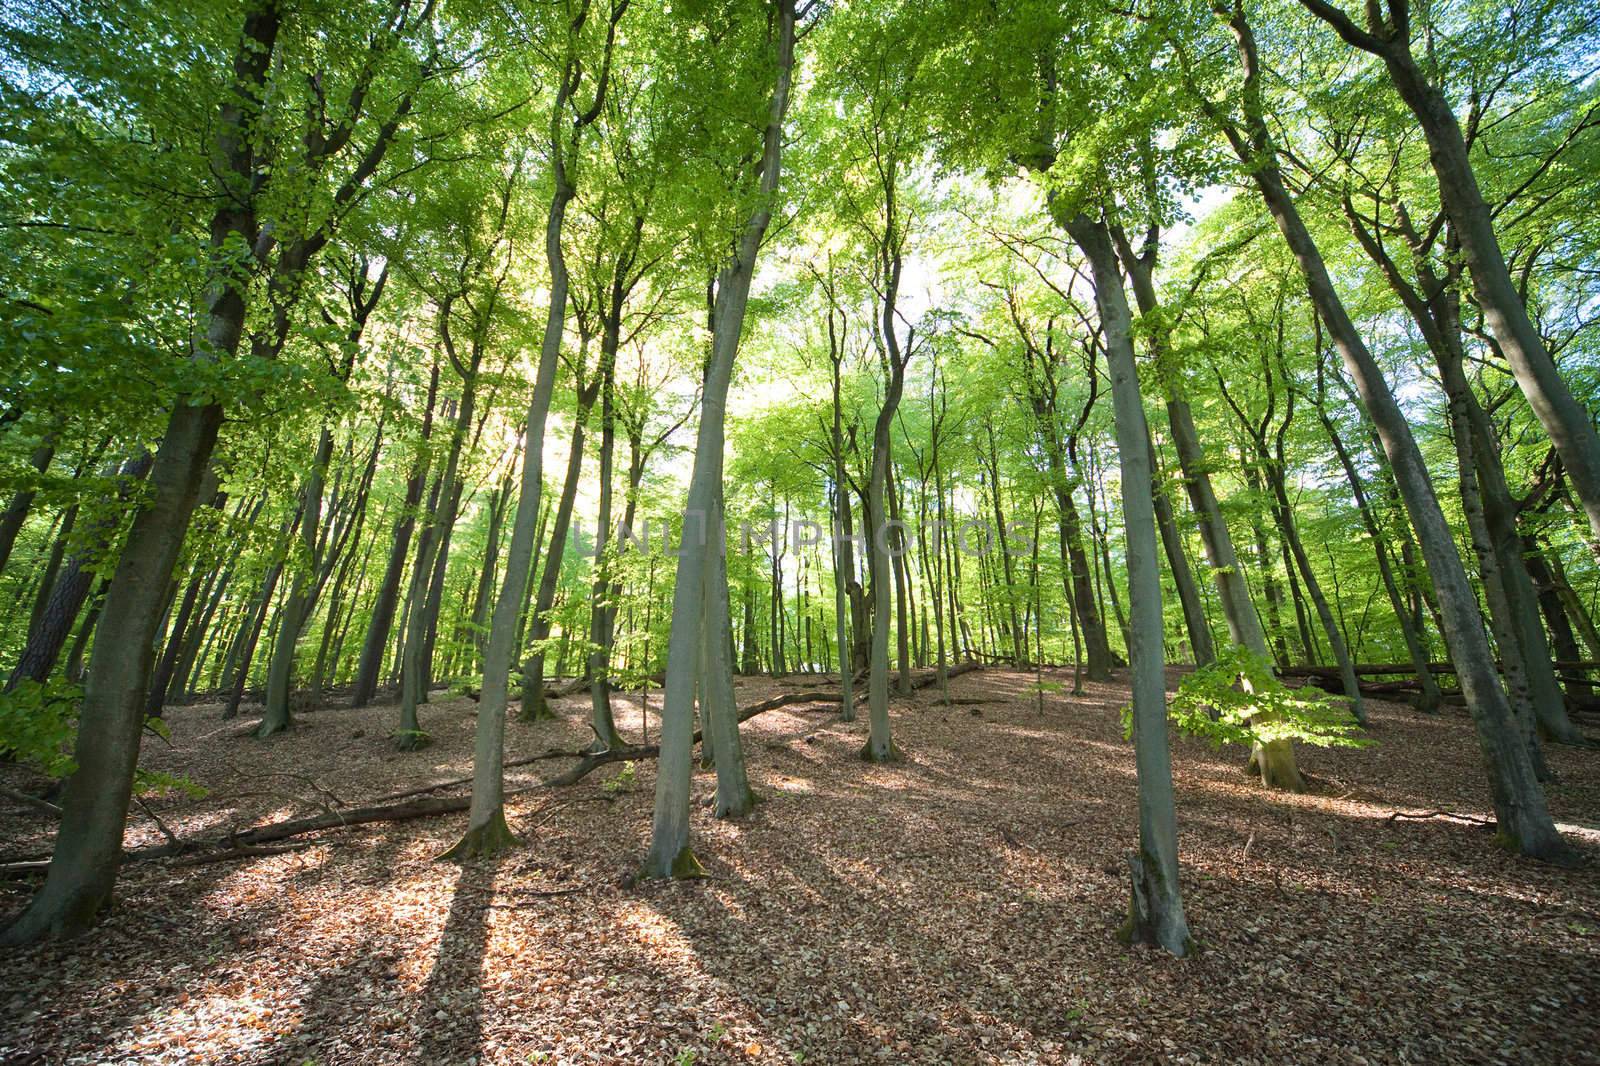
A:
[2,668,1599,1065]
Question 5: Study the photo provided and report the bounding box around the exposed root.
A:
[860,739,904,764]
[438,808,521,862]
[393,729,432,752]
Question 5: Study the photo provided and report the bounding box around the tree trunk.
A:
[1315,383,1441,712]
[259,426,335,736]
[1300,0,1600,552]
[353,362,439,707]
[588,339,623,750]
[459,0,627,855]
[704,492,754,817]
[0,434,56,579]
[1064,211,1192,957]
[399,360,478,746]
[645,0,793,879]
[145,486,226,718]
[520,377,596,721]
[7,452,155,692]
[1153,465,1213,666]
[1217,0,1564,858]
[0,400,225,945]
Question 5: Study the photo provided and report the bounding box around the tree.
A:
[643,0,798,880]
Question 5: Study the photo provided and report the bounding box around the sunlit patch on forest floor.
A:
[3,668,1598,1064]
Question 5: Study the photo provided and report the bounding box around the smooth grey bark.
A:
[1313,363,1442,712]
[1338,197,1579,742]
[1436,347,1553,774]
[469,471,513,671]
[397,398,464,747]
[924,364,952,700]
[1086,449,1132,656]
[1213,0,1565,859]
[258,426,334,737]
[1299,0,1600,553]
[824,288,856,717]
[588,328,623,750]
[644,0,794,879]
[1114,229,1262,669]
[520,370,598,721]
[888,464,916,687]
[415,347,484,700]
[862,157,912,763]
[704,492,754,817]
[1442,320,1578,746]
[456,0,625,859]
[1065,211,1192,957]
[1006,300,1106,684]
[863,351,908,762]
[1152,450,1214,666]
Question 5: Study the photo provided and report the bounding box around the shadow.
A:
[410,862,493,1065]
[5,667,1599,1064]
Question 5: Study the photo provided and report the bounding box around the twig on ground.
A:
[0,784,60,817]
[134,796,183,850]
[1386,809,1496,826]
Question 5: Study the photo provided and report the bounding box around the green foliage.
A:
[0,680,206,796]
[448,675,483,699]
[134,769,208,801]
[392,728,433,751]
[603,761,637,794]
[1136,646,1370,751]
[0,678,80,778]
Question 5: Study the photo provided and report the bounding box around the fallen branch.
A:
[134,796,184,851]
[0,785,60,818]
[1386,809,1496,826]
[0,859,51,878]
[12,665,991,874]
[169,841,312,867]
[230,795,476,847]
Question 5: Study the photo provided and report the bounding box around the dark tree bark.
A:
[353,360,439,707]
[0,432,56,579]
[1300,0,1600,553]
[7,452,155,692]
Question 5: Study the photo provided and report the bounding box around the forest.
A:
[0,0,1597,1060]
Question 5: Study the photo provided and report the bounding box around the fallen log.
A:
[1284,660,1600,679]
[5,664,989,875]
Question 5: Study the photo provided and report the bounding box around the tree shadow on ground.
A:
[409,861,493,1065]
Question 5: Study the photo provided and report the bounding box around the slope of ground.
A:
[2,668,1597,1065]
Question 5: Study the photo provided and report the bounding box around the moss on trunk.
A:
[438,807,519,862]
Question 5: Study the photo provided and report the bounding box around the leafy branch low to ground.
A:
[2,668,1597,1065]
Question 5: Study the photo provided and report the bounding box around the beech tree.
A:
[2,0,1593,959]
